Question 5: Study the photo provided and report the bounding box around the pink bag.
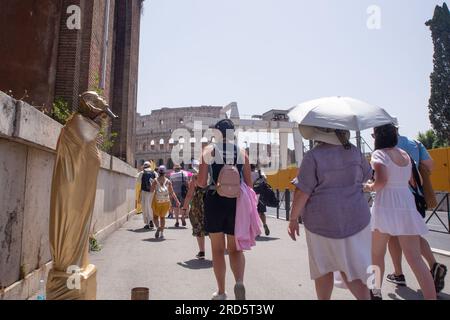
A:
[216,164,241,198]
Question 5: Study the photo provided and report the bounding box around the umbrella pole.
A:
[356,131,362,151]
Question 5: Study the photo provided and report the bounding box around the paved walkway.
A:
[90,215,450,300]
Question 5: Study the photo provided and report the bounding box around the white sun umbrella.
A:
[288,96,395,131]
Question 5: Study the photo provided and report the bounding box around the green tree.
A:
[51,98,72,125]
[417,129,449,149]
[417,130,436,149]
[426,3,450,146]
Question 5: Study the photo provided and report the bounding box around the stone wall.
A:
[0,91,137,299]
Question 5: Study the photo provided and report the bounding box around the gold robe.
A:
[47,114,101,300]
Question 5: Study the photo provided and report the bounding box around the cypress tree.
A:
[426,3,450,144]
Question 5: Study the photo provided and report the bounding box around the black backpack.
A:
[141,170,156,192]
[253,172,279,208]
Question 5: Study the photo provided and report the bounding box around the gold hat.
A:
[79,91,118,120]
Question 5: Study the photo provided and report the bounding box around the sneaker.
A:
[182,219,187,227]
[144,225,150,230]
[212,292,227,300]
[155,230,160,239]
[159,231,165,239]
[431,263,447,293]
[149,221,154,228]
[196,252,205,260]
[370,289,383,300]
[234,283,246,300]
[263,224,270,236]
[175,222,180,228]
[386,274,406,286]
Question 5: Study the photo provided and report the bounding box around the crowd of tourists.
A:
[136,119,447,300]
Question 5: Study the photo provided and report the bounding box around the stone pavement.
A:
[90,215,450,300]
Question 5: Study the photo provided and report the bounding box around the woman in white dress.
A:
[364,124,436,300]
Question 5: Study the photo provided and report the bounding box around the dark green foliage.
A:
[426,3,450,145]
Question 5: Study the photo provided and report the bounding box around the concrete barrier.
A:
[0,91,138,299]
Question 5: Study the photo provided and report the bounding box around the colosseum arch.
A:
[167,158,174,170]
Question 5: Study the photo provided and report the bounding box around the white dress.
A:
[371,149,429,236]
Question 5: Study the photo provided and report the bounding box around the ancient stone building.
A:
[135,106,225,168]
[0,0,143,165]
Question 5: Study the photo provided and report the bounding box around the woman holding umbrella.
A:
[287,96,396,300]
[288,125,373,300]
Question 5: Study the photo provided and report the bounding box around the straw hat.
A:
[299,125,350,146]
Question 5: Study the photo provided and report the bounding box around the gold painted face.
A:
[78,91,118,120]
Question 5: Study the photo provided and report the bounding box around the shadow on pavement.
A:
[394,286,424,300]
[437,291,450,300]
[177,259,213,270]
[142,238,174,242]
[166,226,188,230]
[255,236,280,242]
[393,286,450,300]
[127,228,153,233]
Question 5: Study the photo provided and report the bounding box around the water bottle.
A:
[37,279,46,300]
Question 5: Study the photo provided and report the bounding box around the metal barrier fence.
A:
[425,192,450,234]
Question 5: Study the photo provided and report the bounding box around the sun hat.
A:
[299,125,350,146]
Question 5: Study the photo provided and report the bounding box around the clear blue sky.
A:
[137,0,446,142]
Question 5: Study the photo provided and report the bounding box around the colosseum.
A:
[135,105,227,168]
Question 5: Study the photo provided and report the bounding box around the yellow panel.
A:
[266,167,299,191]
[428,148,450,192]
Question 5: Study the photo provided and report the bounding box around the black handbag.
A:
[408,156,427,218]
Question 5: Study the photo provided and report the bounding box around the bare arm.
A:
[182,179,196,210]
[290,188,310,222]
[168,181,180,206]
[365,162,388,192]
[420,159,434,173]
[150,180,157,193]
[242,149,252,188]
[198,145,213,188]
[288,188,310,241]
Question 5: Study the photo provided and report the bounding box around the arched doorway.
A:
[167,158,174,170]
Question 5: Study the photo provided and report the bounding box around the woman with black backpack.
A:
[251,164,270,236]
[198,119,253,300]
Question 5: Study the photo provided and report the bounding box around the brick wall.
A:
[54,0,83,110]
[0,0,62,109]
[1,0,141,165]
[111,0,143,165]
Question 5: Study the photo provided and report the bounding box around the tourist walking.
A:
[384,125,447,292]
[365,123,436,300]
[170,164,189,228]
[182,165,208,260]
[288,125,373,300]
[151,165,180,239]
[197,119,253,300]
[136,161,156,230]
[250,164,270,236]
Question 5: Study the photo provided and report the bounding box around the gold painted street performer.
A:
[46,91,118,300]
